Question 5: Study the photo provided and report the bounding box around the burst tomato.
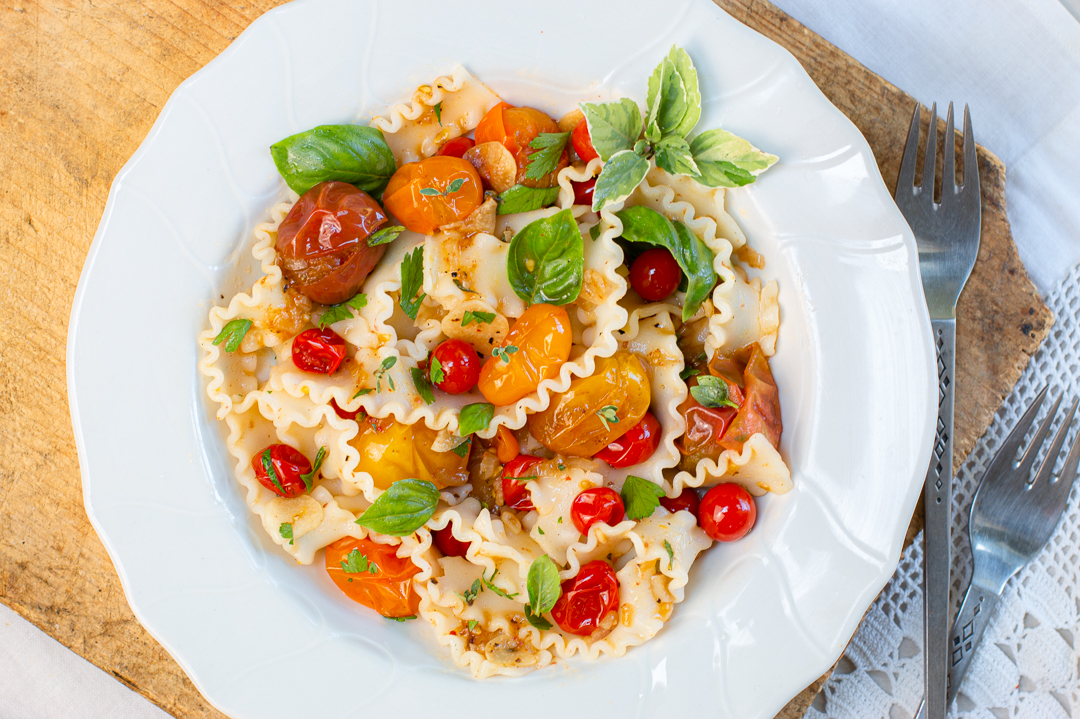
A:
[330,397,364,421]
[477,304,572,406]
[433,525,471,558]
[475,102,568,188]
[430,338,482,395]
[571,487,625,534]
[383,156,484,234]
[699,483,757,542]
[501,454,542,511]
[717,344,782,451]
[351,416,469,490]
[251,443,313,498]
[550,560,620,636]
[436,136,475,158]
[291,328,348,374]
[595,412,662,468]
[629,247,682,301]
[571,117,599,163]
[659,487,701,519]
[324,536,421,618]
[572,178,596,207]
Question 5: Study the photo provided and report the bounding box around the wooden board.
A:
[0,1,1052,717]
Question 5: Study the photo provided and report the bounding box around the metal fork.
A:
[945,386,1080,707]
[895,100,981,719]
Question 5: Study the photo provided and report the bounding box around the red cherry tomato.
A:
[571,487,625,534]
[436,136,476,158]
[291,327,348,374]
[659,487,701,519]
[501,454,542,511]
[251,443,313,498]
[330,397,364,421]
[433,525,471,558]
[550,560,619,636]
[629,247,683,301]
[430,339,482,395]
[699,483,757,542]
[571,118,599,163]
[594,412,661,468]
[572,178,596,207]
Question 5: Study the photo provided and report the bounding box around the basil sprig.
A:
[615,206,717,319]
[621,475,665,521]
[497,184,560,215]
[507,209,584,306]
[524,555,561,630]
[355,478,440,536]
[270,125,397,196]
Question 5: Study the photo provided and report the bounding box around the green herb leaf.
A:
[666,46,701,138]
[352,388,373,398]
[679,366,701,380]
[212,318,252,353]
[615,206,717,319]
[506,208,584,305]
[419,187,441,197]
[279,522,293,542]
[496,184,560,215]
[453,278,477,294]
[260,448,286,495]
[433,102,442,125]
[526,555,561,615]
[447,177,465,194]
[525,132,570,180]
[579,98,643,161]
[589,224,601,241]
[429,356,445,385]
[483,571,519,600]
[492,345,518,363]
[591,149,650,212]
[537,526,545,535]
[688,128,778,188]
[449,437,471,458]
[596,405,619,431]
[367,225,405,247]
[411,367,435,405]
[664,539,675,570]
[690,375,739,409]
[467,619,478,632]
[318,293,368,329]
[299,446,327,491]
[654,135,700,177]
[399,246,426,320]
[341,547,379,574]
[646,57,687,142]
[355,478,440,536]
[461,310,495,327]
[458,577,482,606]
[621,475,665,521]
[458,403,494,436]
[270,125,396,196]
[374,355,397,394]
[387,615,417,622]
[524,604,553,630]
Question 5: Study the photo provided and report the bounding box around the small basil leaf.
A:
[399,246,426,320]
[690,375,739,409]
[654,135,700,177]
[666,46,701,138]
[355,478,440,536]
[458,402,495,436]
[497,185,560,215]
[526,555,562,615]
[591,150,650,212]
[411,367,435,405]
[620,475,665,521]
[524,604,553,630]
[579,99,643,161]
[506,208,584,305]
[270,125,396,196]
[212,318,252,353]
[688,128,778,188]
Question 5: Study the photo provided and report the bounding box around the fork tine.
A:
[921,102,938,197]
[941,103,956,201]
[1033,398,1079,487]
[897,102,921,193]
[985,386,1050,479]
[1018,393,1064,478]
[962,104,978,192]
[1057,406,1080,489]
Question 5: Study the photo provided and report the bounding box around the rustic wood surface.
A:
[0,0,1052,718]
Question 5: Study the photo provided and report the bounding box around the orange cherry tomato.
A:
[383,156,484,235]
[527,351,651,457]
[324,536,420,618]
[351,416,469,490]
[493,425,520,464]
[475,102,568,188]
[477,304,572,406]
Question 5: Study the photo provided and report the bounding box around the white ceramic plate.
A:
[68,1,935,716]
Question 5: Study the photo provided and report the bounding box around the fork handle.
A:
[946,581,1000,707]
[924,318,956,719]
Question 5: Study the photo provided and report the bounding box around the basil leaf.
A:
[621,475,665,521]
[411,367,435,405]
[654,135,700,177]
[367,225,405,247]
[524,604,552,630]
[461,310,495,326]
[318,293,368,329]
[506,208,584,305]
[679,366,701,380]
[527,555,562,615]
[449,437,471,458]
[666,46,701,138]
[497,184,560,215]
[525,132,570,180]
[458,402,494,436]
[688,128,778,188]
[615,206,717,319]
[399,246,426,320]
[579,99,642,161]
[591,150,650,212]
[646,57,687,141]
[270,125,396,196]
[690,375,739,409]
[299,446,326,491]
[212,318,252,353]
[355,478,440,536]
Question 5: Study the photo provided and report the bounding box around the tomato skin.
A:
[494,425,520,464]
[571,118,599,163]
[430,339,482,395]
[659,487,701,519]
[718,344,783,451]
[433,526,471,558]
[330,397,364,421]
[699,483,757,542]
[571,487,625,534]
[277,182,388,305]
[436,136,475,158]
[352,416,469,490]
[475,103,568,188]
[478,304,572,406]
[291,328,348,374]
[572,178,596,207]
[550,560,620,636]
[324,536,421,618]
[629,247,682,301]
[594,412,661,468]
[383,156,484,235]
[251,443,312,498]
[501,454,542,511]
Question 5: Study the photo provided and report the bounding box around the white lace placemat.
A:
[807,262,1080,719]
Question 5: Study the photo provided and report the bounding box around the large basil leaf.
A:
[497,184,560,215]
[506,209,584,305]
[688,128,778,188]
[615,206,717,320]
[666,46,701,138]
[270,125,397,196]
[645,57,687,141]
[591,150,650,212]
[355,478,440,536]
[654,135,700,177]
[579,99,643,161]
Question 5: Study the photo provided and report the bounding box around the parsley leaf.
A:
[621,475,665,521]
[525,132,570,180]
[299,446,327,491]
[260,448,287,495]
[411,367,434,405]
[278,522,293,545]
[433,101,442,125]
[491,345,518,364]
[399,246,426,320]
[341,547,379,574]
[212,318,252,353]
[663,539,675,570]
[318,293,368,329]
[449,437,471,458]
[374,356,397,393]
[496,184,560,215]
[461,310,495,326]
[429,356,445,385]
[458,403,494,436]
[524,555,561,630]
[690,375,739,409]
[367,225,405,247]
[355,478,440,536]
[596,405,619,431]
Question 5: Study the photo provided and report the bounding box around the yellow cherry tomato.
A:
[383,156,484,234]
[527,351,651,457]
[351,416,469,490]
[477,304,572,406]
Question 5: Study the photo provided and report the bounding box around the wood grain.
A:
[0,1,1051,718]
